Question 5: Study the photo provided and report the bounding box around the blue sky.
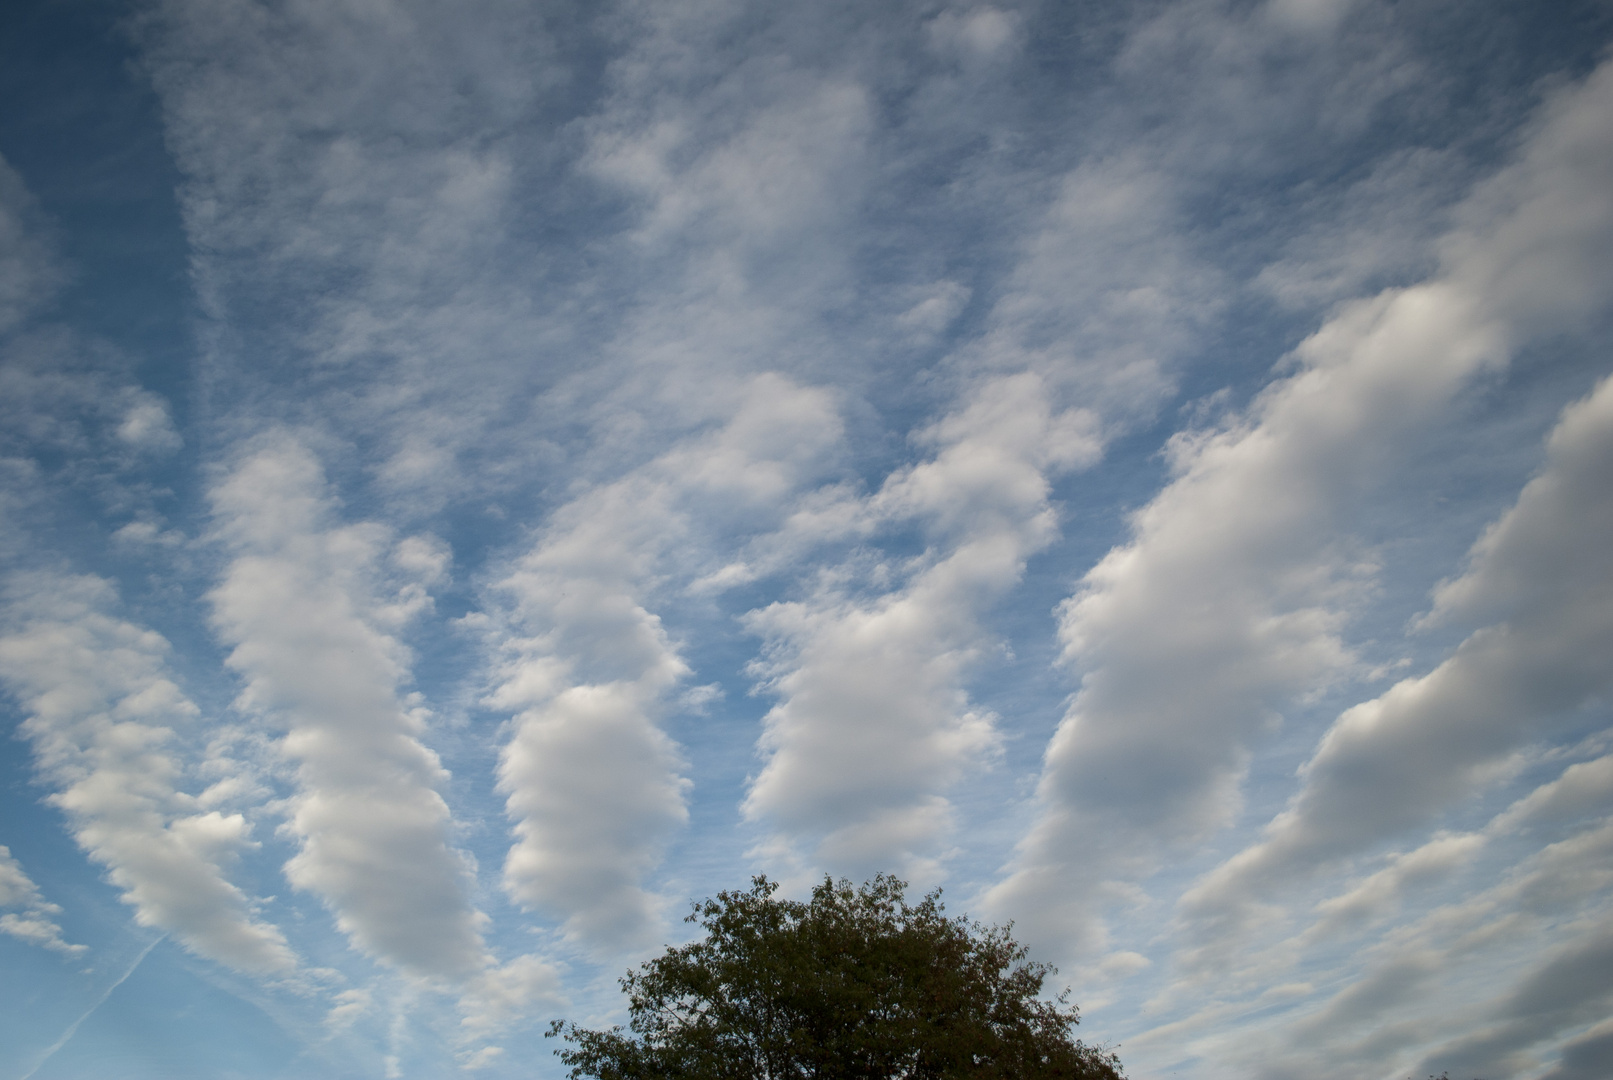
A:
[2,0,1612,1077]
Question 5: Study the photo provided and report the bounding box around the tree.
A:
[548,874,1125,1080]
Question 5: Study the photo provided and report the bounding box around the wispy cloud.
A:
[744,373,1100,883]
[18,935,164,1080]
[0,844,83,955]
[1181,366,1613,960]
[0,574,294,973]
[988,53,1613,966]
[4,1,1611,1076]
[486,374,845,945]
[0,155,65,334]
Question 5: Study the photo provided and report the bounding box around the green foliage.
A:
[548,874,1125,1080]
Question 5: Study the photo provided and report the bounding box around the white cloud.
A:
[325,986,374,1032]
[564,34,889,448]
[974,152,1223,418]
[0,155,65,334]
[0,329,184,476]
[989,53,1613,964]
[137,0,559,511]
[45,1,1613,1074]
[0,912,81,954]
[1136,744,1613,1078]
[895,280,971,343]
[1538,1018,1613,1080]
[488,374,843,946]
[1265,825,1613,1079]
[1304,832,1487,941]
[0,845,83,955]
[0,159,179,479]
[458,1045,505,1071]
[1182,368,1613,953]
[744,373,1100,883]
[209,434,489,980]
[492,677,688,947]
[1115,0,1425,165]
[110,520,186,548]
[1265,0,1356,34]
[115,400,183,454]
[457,952,566,1045]
[0,845,50,909]
[1252,146,1460,310]
[925,6,1023,70]
[0,575,294,972]
[1492,753,1613,834]
[1415,922,1613,1079]
[585,70,871,253]
[1480,819,1613,934]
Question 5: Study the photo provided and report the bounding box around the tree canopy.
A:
[548,874,1124,1080]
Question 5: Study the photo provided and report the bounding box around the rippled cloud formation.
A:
[1,2,1611,1077]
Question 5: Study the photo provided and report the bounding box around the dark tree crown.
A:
[548,874,1125,1080]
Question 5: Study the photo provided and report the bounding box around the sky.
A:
[1,0,1612,1077]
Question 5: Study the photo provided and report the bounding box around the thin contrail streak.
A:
[18,935,164,1080]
